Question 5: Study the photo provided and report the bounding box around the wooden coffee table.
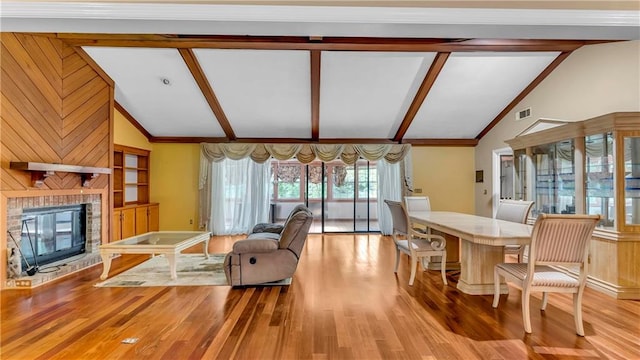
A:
[100,231,211,280]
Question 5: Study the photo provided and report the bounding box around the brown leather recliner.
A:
[224,205,313,286]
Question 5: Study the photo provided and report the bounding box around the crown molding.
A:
[2,2,638,40]
[2,2,638,27]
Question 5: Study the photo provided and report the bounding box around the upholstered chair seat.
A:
[495,263,580,287]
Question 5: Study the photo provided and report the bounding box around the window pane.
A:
[307,164,323,199]
[357,163,368,198]
[500,155,514,199]
[55,211,73,250]
[532,139,575,216]
[586,133,615,228]
[125,185,138,202]
[276,164,301,200]
[624,136,640,225]
[368,167,377,199]
[125,169,137,184]
[124,154,137,168]
[514,150,527,201]
[277,182,300,199]
[332,165,355,199]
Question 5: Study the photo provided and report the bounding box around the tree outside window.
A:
[271,160,376,201]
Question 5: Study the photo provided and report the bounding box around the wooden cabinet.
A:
[113,207,136,241]
[112,204,159,241]
[506,112,640,233]
[135,206,148,234]
[112,210,121,241]
[148,203,159,231]
[505,112,640,299]
[134,203,160,234]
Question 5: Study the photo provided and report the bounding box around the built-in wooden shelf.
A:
[113,145,150,207]
[10,161,112,187]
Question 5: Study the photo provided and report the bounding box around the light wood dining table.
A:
[408,211,532,295]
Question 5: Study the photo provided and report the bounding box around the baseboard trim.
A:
[559,265,640,300]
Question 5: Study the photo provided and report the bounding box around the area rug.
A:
[94,253,291,287]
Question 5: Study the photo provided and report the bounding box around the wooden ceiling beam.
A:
[148,136,478,145]
[150,136,228,143]
[178,48,236,140]
[403,138,478,146]
[476,51,574,140]
[393,52,450,142]
[58,34,594,52]
[310,50,321,141]
[150,137,400,144]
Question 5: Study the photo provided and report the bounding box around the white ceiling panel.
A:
[405,52,560,139]
[320,51,436,138]
[82,46,224,137]
[194,49,310,138]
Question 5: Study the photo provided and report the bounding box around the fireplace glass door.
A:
[21,205,86,268]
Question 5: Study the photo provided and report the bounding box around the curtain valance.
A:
[201,143,411,165]
[198,142,414,231]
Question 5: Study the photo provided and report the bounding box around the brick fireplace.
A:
[3,189,108,289]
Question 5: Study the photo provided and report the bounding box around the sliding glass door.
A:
[270,160,378,233]
[323,161,356,232]
[356,161,378,232]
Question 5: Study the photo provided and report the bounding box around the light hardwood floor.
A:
[1,234,639,359]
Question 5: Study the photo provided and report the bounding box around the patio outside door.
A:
[270,160,378,233]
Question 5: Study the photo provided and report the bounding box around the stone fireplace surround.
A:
[2,189,108,289]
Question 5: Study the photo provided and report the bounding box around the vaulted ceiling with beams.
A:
[3,1,639,145]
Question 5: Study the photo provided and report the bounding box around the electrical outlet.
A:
[14,280,31,287]
[189,219,193,225]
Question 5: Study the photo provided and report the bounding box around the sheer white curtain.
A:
[210,158,272,235]
[377,159,402,235]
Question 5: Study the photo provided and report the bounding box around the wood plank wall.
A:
[1,33,112,191]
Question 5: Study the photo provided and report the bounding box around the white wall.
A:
[475,40,640,217]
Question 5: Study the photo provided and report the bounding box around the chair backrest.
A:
[495,200,534,224]
[284,203,307,223]
[384,200,409,235]
[528,214,600,267]
[278,206,313,257]
[404,196,431,212]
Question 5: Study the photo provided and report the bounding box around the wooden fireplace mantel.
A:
[9,162,112,187]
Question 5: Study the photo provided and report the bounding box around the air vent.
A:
[516,107,531,121]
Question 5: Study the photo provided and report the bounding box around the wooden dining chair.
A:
[384,200,447,286]
[492,213,600,336]
[404,196,431,212]
[495,200,534,262]
[404,196,431,234]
